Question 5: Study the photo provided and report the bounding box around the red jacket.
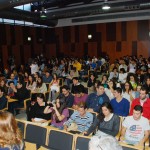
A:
[130,98,150,120]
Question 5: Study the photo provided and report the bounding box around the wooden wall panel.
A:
[127,21,137,41]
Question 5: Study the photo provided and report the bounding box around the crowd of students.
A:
[0,54,150,149]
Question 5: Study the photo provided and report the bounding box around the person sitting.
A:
[26,74,36,92]
[28,93,51,124]
[72,86,88,110]
[110,87,130,117]
[0,111,23,150]
[49,73,60,101]
[71,77,84,94]
[42,70,52,84]
[57,85,74,108]
[0,87,7,110]
[120,105,150,146]
[130,87,150,121]
[86,83,110,113]
[64,102,93,134]
[87,74,96,94]
[89,135,122,150]
[44,97,69,130]
[33,76,47,93]
[84,102,120,137]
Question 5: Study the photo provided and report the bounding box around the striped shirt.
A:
[64,111,93,132]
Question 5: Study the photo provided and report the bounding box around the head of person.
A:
[101,75,108,82]
[72,77,79,85]
[74,86,85,98]
[77,102,87,117]
[101,102,113,117]
[34,72,39,79]
[16,81,23,89]
[108,80,116,89]
[53,73,58,80]
[0,79,6,87]
[89,74,95,80]
[0,111,23,148]
[45,71,50,78]
[140,86,148,100]
[145,77,150,85]
[113,87,122,98]
[123,81,133,92]
[36,93,45,105]
[8,81,15,88]
[113,67,118,73]
[37,76,43,87]
[133,105,143,120]
[61,85,70,96]
[0,87,4,97]
[89,135,122,150]
[136,84,142,92]
[96,83,105,95]
[119,68,126,73]
[28,74,35,83]
[10,73,15,80]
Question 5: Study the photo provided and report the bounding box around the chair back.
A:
[75,135,91,150]
[48,129,74,150]
[25,123,47,148]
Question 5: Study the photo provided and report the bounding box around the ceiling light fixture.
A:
[102,0,110,10]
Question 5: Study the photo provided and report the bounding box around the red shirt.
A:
[130,98,150,120]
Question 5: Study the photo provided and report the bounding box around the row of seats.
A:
[17,119,148,150]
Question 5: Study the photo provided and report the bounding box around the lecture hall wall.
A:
[0,20,150,68]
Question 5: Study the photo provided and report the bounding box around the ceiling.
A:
[0,0,150,27]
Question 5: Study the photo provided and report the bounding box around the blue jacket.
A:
[86,92,110,112]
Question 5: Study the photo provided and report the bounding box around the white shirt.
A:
[30,64,39,74]
[123,116,150,144]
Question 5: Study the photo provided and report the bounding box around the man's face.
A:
[140,90,147,100]
[45,72,50,77]
[113,90,120,98]
[133,110,142,120]
[62,89,69,96]
[96,86,104,95]
[73,79,78,85]
[10,74,15,80]
[78,107,86,117]
[10,83,15,88]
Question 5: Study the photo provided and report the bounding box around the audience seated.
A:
[110,87,130,117]
[57,85,74,107]
[44,97,69,130]
[130,87,150,121]
[28,93,51,124]
[85,102,120,137]
[120,105,150,146]
[86,83,110,113]
[64,102,93,134]
[0,111,23,150]
[0,87,7,110]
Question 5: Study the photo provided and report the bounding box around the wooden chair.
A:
[115,116,123,140]
[119,142,144,150]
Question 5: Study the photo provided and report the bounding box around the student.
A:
[0,111,23,150]
[120,105,150,146]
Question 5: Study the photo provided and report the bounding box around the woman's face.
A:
[37,97,43,105]
[38,78,42,83]
[90,75,95,80]
[29,76,32,81]
[137,86,141,92]
[53,74,56,79]
[125,83,130,90]
[108,81,113,87]
[56,99,60,108]
[102,76,107,81]
[146,78,150,85]
[102,106,111,117]
[130,76,135,82]
[0,80,5,86]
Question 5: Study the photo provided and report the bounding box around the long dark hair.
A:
[53,98,67,123]
[36,76,43,88]
[98,102,113,122]
[123,81,133,93]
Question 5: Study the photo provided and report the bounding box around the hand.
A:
[31,118,35,122]
[136,140,144,146]
[52,104,57,111]
[82,131,88,136]
[64,126,68,131]
[119,136,125,142]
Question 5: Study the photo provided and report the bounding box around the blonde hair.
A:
[0,111,23,149]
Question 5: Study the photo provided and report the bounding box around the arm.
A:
[86,117,99,135]
[137,130,149,146]
[120,126,127,141]
[53,104,65,121]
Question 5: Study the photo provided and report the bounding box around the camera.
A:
[48,103,54,107]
